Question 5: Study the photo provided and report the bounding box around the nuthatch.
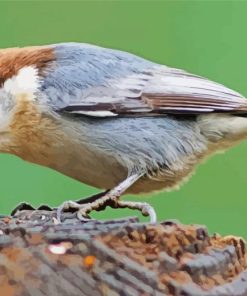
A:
[0,42,247,223]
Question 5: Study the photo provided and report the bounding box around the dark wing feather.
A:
[43,44,247,117]
[60,67,247,116]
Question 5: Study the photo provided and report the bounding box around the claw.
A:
[117,200,157,224]
[56,200,91,223]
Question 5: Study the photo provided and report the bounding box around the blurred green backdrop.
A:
[0,0,247,238]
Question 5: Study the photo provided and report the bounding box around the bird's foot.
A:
[56,193,118,223]
[56,190,110,222]
[56,173,156,223]
[56,196,157,224]
[56,200,92,223]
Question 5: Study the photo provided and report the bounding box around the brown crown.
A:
[0,45,55,87]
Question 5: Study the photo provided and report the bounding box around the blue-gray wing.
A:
[41,43,247,117]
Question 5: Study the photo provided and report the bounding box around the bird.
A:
[0,42,247,223]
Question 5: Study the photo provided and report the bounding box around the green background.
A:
[0,0,247,238]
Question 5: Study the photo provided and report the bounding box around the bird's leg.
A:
[75,173,143,219]
[76,173,157,223]
[57,174,141,222]
[56,172,157,223]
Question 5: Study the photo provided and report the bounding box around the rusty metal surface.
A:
[0,209,246,296]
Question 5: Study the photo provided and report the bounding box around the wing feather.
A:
[43,44,247,117]
[60,67,247,116]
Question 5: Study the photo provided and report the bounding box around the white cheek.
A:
[3,66,40,99]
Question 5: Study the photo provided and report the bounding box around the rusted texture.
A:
[0,207,246,296]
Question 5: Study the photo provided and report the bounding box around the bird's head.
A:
[0,46,55,151]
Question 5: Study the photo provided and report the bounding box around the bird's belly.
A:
[49,150,197,194]
[21,136,198,194]
[27,140,128,190]
[51,152,128,190]
[11,114,208,194]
